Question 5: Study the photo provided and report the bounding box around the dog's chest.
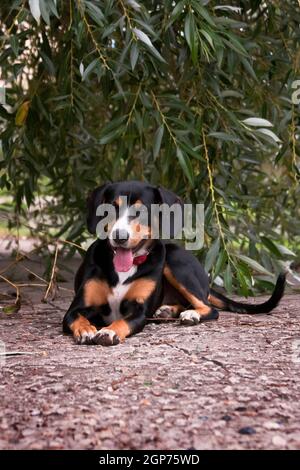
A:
[105,266,137,324]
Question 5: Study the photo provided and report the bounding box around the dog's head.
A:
[87,181,183,271]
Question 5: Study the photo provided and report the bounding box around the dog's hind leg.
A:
[153,304,184,319]
[163,264,219,325]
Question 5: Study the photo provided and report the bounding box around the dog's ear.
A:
[155,186,184,239]
[86,183,110,234]
[156,186,182,207]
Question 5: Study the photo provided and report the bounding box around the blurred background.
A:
[0,0,300,299]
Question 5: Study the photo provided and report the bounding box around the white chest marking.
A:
[105,265,137,325]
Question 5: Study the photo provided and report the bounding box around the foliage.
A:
[0,0,299,294]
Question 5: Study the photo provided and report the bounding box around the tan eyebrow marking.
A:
[114,197,123,207]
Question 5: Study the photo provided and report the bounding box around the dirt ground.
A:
[0,248,300,450]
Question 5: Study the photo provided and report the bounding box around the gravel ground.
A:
[0,254,300,450]
[0,282,300,449]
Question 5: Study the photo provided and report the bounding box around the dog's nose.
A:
[112,229,129,244]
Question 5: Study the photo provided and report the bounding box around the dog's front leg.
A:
[93,300,146,346]
[93,277,156,346]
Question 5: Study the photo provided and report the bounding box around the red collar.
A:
[133,253,148,266]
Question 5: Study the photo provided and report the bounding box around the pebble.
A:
[221,415,232,422]
[238,426,256,435]
[272,435,287,447]
[263,421,280,430]
[235,406,247,412]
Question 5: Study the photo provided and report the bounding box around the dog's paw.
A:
[154,305,177,319]
[93,329,120,346]
[180,310,200,326]
[74,326,97,344]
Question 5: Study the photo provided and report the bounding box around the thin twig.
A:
[59,238,86,251]
[202,129,236,269]
[0,274,20,305]
[78,0,111,71]
[123,82,142,133]
[16,283,46,288]
[21,266,47,283]
[290,104,299,185]
[0,351,39,357]
[0,1,25,53]
[69,0,74,108]
[147,317,179,322]
[22,269,74,293]
[151,91,179,149]
[43,242,59,302]
[118,0,137,39]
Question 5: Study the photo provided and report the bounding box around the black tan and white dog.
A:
[63,181,285,346]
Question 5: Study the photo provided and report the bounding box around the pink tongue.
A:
[113,248,134,272]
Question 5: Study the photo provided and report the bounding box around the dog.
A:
[63,181,286,346]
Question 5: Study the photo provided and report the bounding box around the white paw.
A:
[75,330,97,345]
[93,329,120,346]
[180,310,200,326]
[154,305,175,318]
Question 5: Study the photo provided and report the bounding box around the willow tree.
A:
[0,0,299,294]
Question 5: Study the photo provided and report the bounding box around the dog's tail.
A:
[208,273,286,314]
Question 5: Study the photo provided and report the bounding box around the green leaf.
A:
[40,51,56,76]
[176,147,194,187]
[214,249,228,278]
[28,0,41,24]
[242,117,274,127]
[153,125,164,158]
[99,116,127,136]
[48,0,59,18]
[214,5,242,13]
[39,0,51,25]
[10,36,19,57]
[130,42,139,71]
[15,101,30,126]
[240,57,258,81]
[256,128,281,143]
[82,58,99,81]
[200,29,214,50]
[84,1,105,27]
[170,1,185,20]
[99,129,122,145]
[184,12,198,64]
[235,254,272,276]
[205,237,220,272]
[261,236,283,258]
[2,299,21,314]
[236,269,249,296]
[274,243,296,258]
[99,117,127,144]
[139,91,152,108]
[126,0,141,11]
[208,132,240,142]
[133,28,153,47]
[192,2,215,27]
[223,33,247,55]
[133,28,166,63]
[223,263,233,294]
